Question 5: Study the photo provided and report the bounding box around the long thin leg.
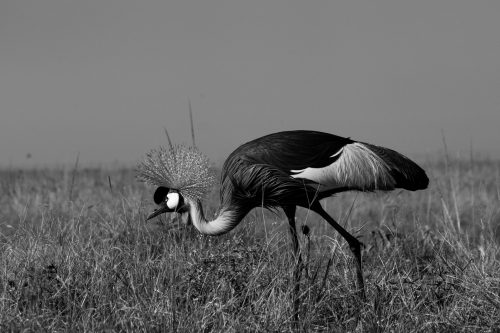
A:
[311,202,366,301]
[284,205,300,259]
[283,205,301,325]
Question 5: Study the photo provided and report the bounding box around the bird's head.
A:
[146,186,187,220]
[136,144,215,221]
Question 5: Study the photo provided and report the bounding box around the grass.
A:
[0,156,499,332]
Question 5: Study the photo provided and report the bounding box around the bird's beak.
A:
[146,203,175,221]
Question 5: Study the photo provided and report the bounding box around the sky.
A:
[1,0,499,167]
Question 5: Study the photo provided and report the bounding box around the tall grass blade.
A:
[108,175,113,194]
[164,127,173,149]
[69,151,79,202]
[188,98,196,147]
[441,128,450,176]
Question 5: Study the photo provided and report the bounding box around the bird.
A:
[137,130,429,321]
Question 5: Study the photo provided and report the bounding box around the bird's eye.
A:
[166,192,180,209]
[153,186,170,205]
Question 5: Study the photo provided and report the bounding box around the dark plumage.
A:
[220,130,428,211]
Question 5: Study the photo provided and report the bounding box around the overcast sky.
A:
[1,0,499,166]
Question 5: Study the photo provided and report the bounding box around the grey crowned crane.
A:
[137,130,429,319]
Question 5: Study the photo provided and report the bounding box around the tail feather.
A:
[363,143,429,191]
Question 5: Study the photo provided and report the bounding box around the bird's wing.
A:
[290,142,429,192]
[227,130,354,174]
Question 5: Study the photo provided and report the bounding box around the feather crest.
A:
[136,145,215,200]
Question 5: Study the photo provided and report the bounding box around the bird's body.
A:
[222,130,426,205]
[179,130,427,235]
[140,130,429,322]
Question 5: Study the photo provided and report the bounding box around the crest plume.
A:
[136,145,215,200]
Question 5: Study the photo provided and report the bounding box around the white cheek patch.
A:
[166,192,180,209]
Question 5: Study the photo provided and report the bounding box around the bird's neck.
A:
[187,199,247,236]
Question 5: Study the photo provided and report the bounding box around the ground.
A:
[0,157,499,332]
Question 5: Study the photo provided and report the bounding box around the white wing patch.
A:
[291,142,396,191]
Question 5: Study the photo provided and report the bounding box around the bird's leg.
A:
[283,205,301,325]
[284,205,301,262]
[311,202,366,301]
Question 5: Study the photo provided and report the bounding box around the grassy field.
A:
[1,156,499,332]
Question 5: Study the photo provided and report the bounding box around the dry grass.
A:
[1,157,499,332]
